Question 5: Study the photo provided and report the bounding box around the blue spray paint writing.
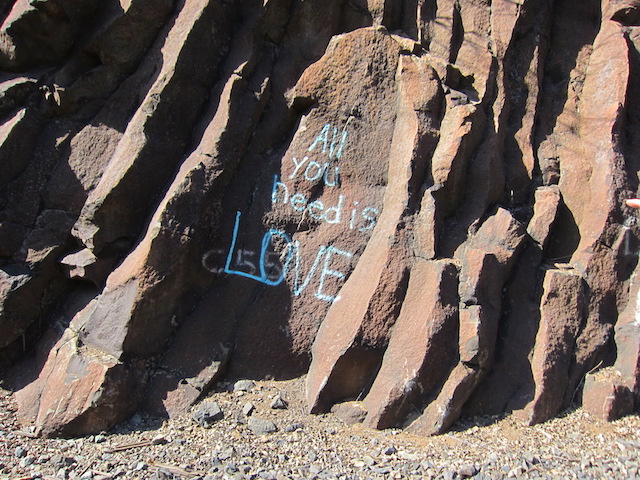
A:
[223,211,353,303]
[204,122,374,304]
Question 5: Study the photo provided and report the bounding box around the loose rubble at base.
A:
[2,377,640,480]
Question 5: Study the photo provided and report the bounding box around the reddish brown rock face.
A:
[1,0,640,436]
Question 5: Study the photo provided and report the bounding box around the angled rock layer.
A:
[0,0,639,436]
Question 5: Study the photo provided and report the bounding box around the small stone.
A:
[242,402,255,416]
[233,380,256,392]
[459,464,479,478]
[421,460,435,470]
[331,402,368,426]
[152,434,168,445]
[284,422,303,433]
[129,413,143,426]
[363,456,376,467]
[248,417,278,435]
[80,471,93,480]
[523,452,539,465]
[153,467,175,479]
[20,455,36,468]
[192,401,224,427]
[270,394,288,410]
[258,470,277,480]
[37,455,51,464]
[14,446,26,458]
[309,465,322,474]
[443,470,455,480]
[219,447,234,460]
[508,466,524,477]
[94,434,106,443]
[382,446,397,455]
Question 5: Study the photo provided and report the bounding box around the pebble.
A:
[271,394,288,410]
[443,470,456,480]
[14,445,26,458]
[382,446,397,455]
[284,422,303,432]
[458,464,478,478]
[243,402,256,416]
[248,417,278,435]
[192,401,224,427]
[19,455,36,468]
[234,380,256,392]
[3,380,640,480]
[152,434,169,445]
[219,446,235,460]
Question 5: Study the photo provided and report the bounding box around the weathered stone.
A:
[234,380,256,393]
[606,0,640,25]
[15,330,143,437]
[583,263,640,419]
[408,208,525,434]
[554,2,632,404]
[0,76,37,117]
[192,401,224,428]
[517,268,586,425]
[242,402,255,417]
[0,107,42,189]
[582,370,634,421]
[464,242,544,416]
[144,343,230,418]
[0,210,76,361]
[306,31,443,414]
[331,402,367,426]
[248,417,278,436]
[59,249,111,287]
[363,260,458,430]
[0,0,638,439]
[73,0,236,256]
[0,0,77,70]
[527,186,562,250]
[270,393,288,410]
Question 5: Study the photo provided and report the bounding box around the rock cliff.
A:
[1,0,640,436]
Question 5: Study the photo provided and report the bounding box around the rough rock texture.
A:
[1,0,640,436]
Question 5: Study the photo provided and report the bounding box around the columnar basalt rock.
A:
[0,0,639,437]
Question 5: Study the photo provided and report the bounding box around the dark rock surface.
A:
[0,0,639,437]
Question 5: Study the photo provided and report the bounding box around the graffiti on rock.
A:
[203,122,378,303]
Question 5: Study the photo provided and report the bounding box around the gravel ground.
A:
[1,376,640,480]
